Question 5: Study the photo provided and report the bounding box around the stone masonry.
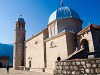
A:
[54,58,100,75]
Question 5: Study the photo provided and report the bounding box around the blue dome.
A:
[16,18,25,23]
[48,6,81,24]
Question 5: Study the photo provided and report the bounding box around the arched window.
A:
[51,41,54,47]
[18,23,20,25]
[21,23,24,29]
[50,41,57,48]
[17,23,21,29]
[35,41,38,45]
[50,25,55,36]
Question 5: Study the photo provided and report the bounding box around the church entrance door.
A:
[29,61,31,68]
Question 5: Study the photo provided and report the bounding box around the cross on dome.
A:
[60,0,64,6]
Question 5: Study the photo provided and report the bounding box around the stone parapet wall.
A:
[54,58,100,75]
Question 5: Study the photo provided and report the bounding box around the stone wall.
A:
[25,32,45,69]
[45,32,68,69]
[54,58,100,75]
[91,27,100,57]
[77,29,94,54]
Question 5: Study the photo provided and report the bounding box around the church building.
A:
[13,4,100,73]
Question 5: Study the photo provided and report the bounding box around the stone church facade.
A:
[13,5,100,72]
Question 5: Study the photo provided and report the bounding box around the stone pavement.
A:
[0,68,53,75]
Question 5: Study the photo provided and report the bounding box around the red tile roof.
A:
[0,56,9,60]
[78,24,100,35]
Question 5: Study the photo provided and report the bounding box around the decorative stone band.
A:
[44,31,74,42]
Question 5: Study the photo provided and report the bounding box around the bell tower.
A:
[13,17,26,70]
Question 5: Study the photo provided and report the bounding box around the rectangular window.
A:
[50,25,55,36]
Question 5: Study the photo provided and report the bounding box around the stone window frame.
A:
[35,41,38,45]
[50,41,57,48]
[50,24,55,36]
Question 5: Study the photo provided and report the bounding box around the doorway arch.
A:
[80,39,89,58]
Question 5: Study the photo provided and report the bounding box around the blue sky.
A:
[0,0,100,44]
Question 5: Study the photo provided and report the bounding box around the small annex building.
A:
[0,56,9,68]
